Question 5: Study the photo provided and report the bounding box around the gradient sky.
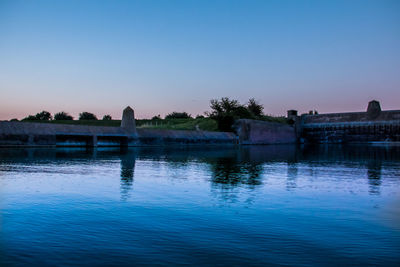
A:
[1,0,399,120]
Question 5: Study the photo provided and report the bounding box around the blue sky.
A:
[1,0,399,119]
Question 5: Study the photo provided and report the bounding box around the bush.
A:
[102,115,112,120]
[22,115,38,121]
[165,112,192,119]
[151,115,162,120]
[79,112,97,120]
[10,118,19,122]
[247,98,264,117]
[215,115,236,132]
[54,112,73,120]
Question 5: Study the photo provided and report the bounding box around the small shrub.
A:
[151,115,162,120]
[165,112,192,119]
[102,115,112,120]
[22,115,38,121]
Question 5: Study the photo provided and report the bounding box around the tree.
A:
[247,98,264,117]
[22,110,52,121]
[54,112,73,120]
[102,115,112,120]
[165,112,192,119]
[79,112,97,120]
[35,111,52,121]
[210,97,240,116]
[208,97,255,131]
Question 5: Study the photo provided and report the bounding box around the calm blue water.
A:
[0,145,399,266]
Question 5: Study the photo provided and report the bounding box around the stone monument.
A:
[367,100,381,120]
[121,106,137,133]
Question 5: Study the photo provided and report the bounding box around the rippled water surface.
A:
[1,145,399,266]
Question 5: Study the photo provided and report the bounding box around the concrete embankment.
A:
[3,100,397,147]
[0,106,239,147]
[234,119,296,145]
[0,121,237,147]
[298,101,400,143]
[137,128,237,145]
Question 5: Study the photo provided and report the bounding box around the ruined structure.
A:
[0,100,398,147]
[233,119,296,145]
[0,107,236,147]
[292,100,400,143]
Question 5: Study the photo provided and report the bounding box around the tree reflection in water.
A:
[208,152,265,204]
[211,158,263,188]
[0,144,398,202]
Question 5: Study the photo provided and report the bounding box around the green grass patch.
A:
[259,115,289,124]
[20,116,285,131]
[137,118,219,131]
[21,118,219,131]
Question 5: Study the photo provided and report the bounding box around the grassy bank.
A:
[21,118,220,131]
[137,118,218,131]
[20,115,287,131]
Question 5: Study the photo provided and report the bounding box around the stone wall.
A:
[301,121,400,143]
[233,119,296,145]
[0,121,237,147]
[0,121,136,146]
[296,101,400,143]
[137,128,237,145]
[302,110,400,124]
[0,106,238,147]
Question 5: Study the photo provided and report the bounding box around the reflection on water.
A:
[210,159,263,187]
[120,149,136,201]
[286,162,298,191]
[0,144,400,266]
[1,145,399,199]
[368,160,382,195]
[1,145,399,200]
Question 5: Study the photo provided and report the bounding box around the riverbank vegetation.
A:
[15,97,287,131]
[208,97,286,131]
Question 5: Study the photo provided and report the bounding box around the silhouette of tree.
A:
[35,111,52,121]
[102,114,112,120]
[208,97,256,131]
[247,98,264,117]
[54,111,73,120]
[165,112,192,119]
[79,112,97,120]
[22,111,52,121]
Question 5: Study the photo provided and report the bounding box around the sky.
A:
[0,0,399,120]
